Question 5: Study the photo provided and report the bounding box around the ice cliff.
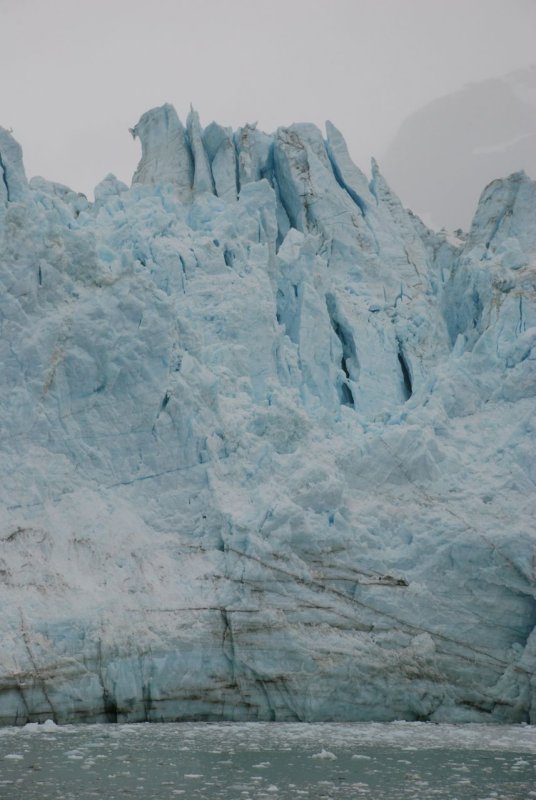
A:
[0,104,535,725]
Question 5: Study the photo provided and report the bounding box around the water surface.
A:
[1,721,535,799]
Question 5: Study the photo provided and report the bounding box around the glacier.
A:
[0,104,535,726]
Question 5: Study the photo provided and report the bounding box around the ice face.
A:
[0,105,534,725]
[130,103,193,197]
[0,126,29,203]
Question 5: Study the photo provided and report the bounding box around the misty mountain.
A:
[381,66,536,230]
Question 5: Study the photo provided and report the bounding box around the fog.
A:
[1,0,535,227]
[382,65,536,228]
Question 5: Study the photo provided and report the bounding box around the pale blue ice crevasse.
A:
[0,105,534,725]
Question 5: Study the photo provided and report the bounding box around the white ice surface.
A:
[0,107,535,725]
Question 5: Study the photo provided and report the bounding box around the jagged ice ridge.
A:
[0,104,535,725]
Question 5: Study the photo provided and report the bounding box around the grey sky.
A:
[1,0,536,199]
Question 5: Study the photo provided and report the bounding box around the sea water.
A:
[0,721,534,799]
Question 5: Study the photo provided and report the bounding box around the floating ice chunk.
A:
[22,719,59,733]
[311,749,337,760]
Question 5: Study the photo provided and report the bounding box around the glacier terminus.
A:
[0,104,534,725]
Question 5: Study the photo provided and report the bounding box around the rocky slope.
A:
[0,105,534,724]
